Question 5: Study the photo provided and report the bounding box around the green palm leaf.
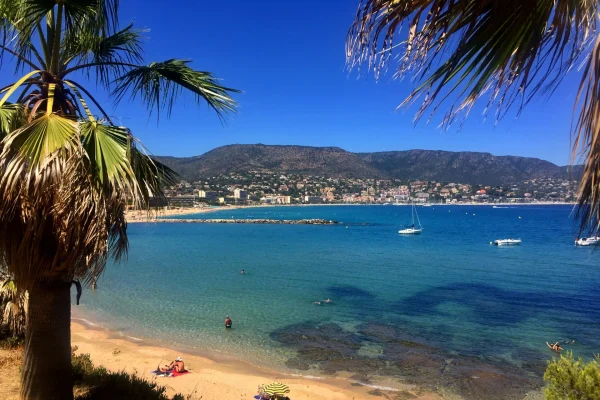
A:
[61,22,143,86]
[3,113,78,165]
[112,59,240,119]
[80,121,136,187]
[0,103,24,139]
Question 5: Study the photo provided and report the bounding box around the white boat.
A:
[494,239,522,246]
[399,202,423,235]
[575,236,600,246]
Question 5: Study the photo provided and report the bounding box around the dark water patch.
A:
[271,321,544,400]
[396,283,538,326]
[395,283,600,328]
[327,285,377,300]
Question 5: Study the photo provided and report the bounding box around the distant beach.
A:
[126,202,577,223]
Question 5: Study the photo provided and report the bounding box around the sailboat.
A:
[398,202,423,234]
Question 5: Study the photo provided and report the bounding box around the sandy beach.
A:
[69,322,444,400]
[125,207,215,223]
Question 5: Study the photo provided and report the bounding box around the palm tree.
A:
[0,275,28,338]
[0,1,239,399]
[346,0,599,230]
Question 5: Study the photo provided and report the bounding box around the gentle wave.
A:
[72,317,102,328]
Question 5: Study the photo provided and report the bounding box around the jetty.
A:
[152,218,338,225]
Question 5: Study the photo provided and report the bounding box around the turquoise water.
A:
[75,205,600,398]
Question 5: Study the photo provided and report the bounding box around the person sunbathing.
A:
[160,357,185,372]
[547,342,563,352]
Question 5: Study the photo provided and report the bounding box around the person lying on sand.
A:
[160,357,185,372]
[547,342,563,352]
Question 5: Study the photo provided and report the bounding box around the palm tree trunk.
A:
[20,280,73,400]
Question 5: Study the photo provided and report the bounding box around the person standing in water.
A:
[225,316,232,328]
[241,269,245,274]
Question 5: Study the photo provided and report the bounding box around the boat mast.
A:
[414,204,422,228]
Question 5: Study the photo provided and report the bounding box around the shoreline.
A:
[126,202,576,223]
[70,320,445,400]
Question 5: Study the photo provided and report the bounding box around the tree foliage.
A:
[544,352,600,400]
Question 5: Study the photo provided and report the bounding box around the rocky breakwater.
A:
[156,218,338,225]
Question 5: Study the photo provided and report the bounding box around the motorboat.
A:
[575,236,600,246]
[399,202,423,235]
[494,239,522,246]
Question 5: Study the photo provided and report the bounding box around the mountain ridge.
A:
[155,144,582,185]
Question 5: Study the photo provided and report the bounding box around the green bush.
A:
[544,352,600,400]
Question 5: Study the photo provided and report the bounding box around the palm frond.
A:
[2,113,78,166]
[0,103,24,139]
[130,139,178,205]
[112,59,240,119]
[346,0,598,126]
[80,121,137,188]
[574,33,600,234]
[61,22,144,88]
[13,0,116,37]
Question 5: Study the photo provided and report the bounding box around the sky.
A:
[3,0,588,165]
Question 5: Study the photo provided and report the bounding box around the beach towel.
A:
[152,369,190,377]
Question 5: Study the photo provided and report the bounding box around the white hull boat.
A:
[575,236,600,246]
[398,227,422,235]
[399,202,423,235]
[494,239,522,246]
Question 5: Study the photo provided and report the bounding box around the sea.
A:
[73,205,600,399]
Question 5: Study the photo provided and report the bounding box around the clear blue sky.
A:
[5,0,586,165]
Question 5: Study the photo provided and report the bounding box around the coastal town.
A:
[162,172,578,208]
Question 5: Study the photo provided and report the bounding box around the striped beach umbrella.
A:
[263,382,290,396]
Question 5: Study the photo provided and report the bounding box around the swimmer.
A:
[241,269,245,274]
[547,342,563,352]
[324,298,332,303]
[313,301,322,305]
